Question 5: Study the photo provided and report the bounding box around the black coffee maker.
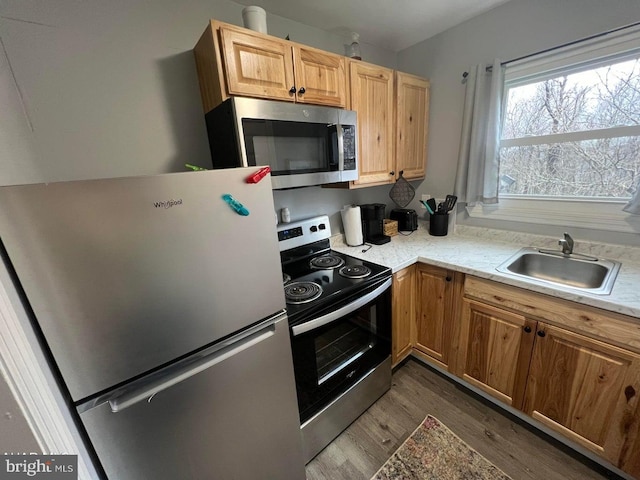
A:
[359,204,390,245]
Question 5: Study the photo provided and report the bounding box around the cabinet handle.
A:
[537,330,546,337]
[289,86,296,94]
[298,86,306,95]
[523,326,532,333]
[445,276,452,282]
[390,171,395,176]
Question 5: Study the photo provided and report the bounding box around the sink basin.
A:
[496,247,621,295]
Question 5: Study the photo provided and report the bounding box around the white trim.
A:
[0,267,98,479]
[501,125,640,148]
[466,197,640,233]
[505,24,640,83]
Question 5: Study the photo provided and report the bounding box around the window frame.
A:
[467,24,640,233]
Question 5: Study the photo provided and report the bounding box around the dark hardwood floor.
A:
[305,358,624,480]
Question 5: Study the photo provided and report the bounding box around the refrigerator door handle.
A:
[108,322,276,413]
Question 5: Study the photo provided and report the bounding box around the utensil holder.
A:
[429,213,449,236]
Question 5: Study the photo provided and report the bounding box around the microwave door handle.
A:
[336,123,345,171]
[291,278,391,336]
[107,321,276,413]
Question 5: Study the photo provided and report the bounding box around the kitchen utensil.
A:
[420,200,434,215]
[426,198,437,214]
[444,194,458,212]
[388,170,415,208]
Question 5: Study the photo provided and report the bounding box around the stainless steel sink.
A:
[496,247,621,295]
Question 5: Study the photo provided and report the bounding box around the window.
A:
[500,58,640,199]
[468,25,640,232]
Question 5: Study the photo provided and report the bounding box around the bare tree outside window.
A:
[500,57,640,198]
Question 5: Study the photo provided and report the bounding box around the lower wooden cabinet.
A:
[523,322,640,470]
[461,276,640,477]
[391,265,415,367]
[456,299,536,409]
[390,266,640,476]
[413,264,463,370]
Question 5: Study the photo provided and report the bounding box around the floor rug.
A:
[371,415,512,480]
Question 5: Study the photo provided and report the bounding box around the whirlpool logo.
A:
[153,198,183,209]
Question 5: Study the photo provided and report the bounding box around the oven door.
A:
[289,277,391,423]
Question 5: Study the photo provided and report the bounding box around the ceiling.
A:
[233,0,512,51]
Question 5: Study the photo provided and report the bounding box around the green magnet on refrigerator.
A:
[222,194,249,216]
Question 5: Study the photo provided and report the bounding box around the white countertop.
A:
[331,223,640,319]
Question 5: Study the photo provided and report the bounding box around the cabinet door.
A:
[392,266,415,367]
[292,46,346,107]
[456,300,536,409]
[523,323,640,470]
[220,27,295,102]
[414,265,462,369]
[395,72,429,180]
[349,61,395,186]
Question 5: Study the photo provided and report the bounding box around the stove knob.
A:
[310,226,318,232]
[319,223,326,230]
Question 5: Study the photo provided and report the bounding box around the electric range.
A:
[277,215,392,463]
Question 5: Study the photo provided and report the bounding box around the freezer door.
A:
[0,169,285,400]
[78,317,305,480]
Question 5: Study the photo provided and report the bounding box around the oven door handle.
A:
[291,278,391,337]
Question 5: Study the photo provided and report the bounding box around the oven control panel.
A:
[277,215,331,251]
[277,226,303,242]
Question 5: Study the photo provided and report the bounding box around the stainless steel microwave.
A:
[204,97,358,189]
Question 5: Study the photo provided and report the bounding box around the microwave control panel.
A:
[343,125,356,171]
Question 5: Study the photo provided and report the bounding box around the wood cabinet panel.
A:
[457,300,535,408]
[395,72,429,180]
[220,27,295,102]
[292,46,346,107]
[414,265,463,370]
[464,276,640,355]
[349,61,395,186]
[524,323,640,471]
[194,20,347,111]
[392,266,415,367]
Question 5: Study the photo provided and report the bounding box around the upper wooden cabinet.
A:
[219,27,295,103]
[194,20,347,112]
[349,61,396,186]
[395,72,430,180]
[346,64,430,188]
[291,45,347,107]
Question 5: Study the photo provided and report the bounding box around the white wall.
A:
[0,0,399,234]
[0,0,395,185]
[396,0,640,245]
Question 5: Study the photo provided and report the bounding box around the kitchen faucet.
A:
[558,232,574,255]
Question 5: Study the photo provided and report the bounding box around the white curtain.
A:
[623,185,640,214]
[454,59,504,206]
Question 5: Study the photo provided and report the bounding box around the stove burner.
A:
[283,273,291,284]
[338,265,372,279]
[310,254,345,270]
[284,281,323,304]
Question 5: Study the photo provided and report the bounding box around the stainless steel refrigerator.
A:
[0,168,305,479]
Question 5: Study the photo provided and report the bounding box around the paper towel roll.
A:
[341,205,363,246]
